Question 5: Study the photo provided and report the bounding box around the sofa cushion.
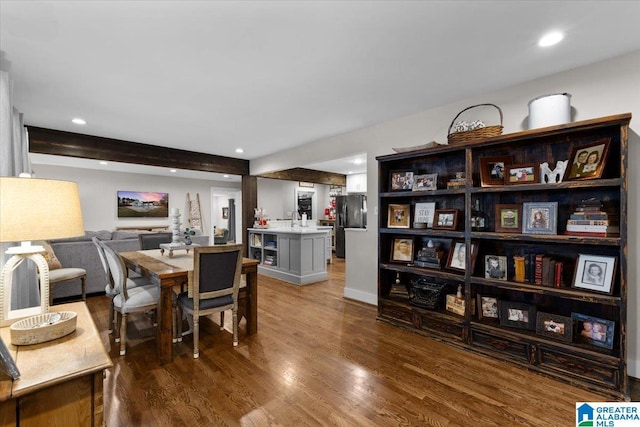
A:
[112,230,147,240]
[50,230,112,243]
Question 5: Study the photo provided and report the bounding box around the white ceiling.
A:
[2,1,640,179]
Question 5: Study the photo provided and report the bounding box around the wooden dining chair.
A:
[176,244,243,358]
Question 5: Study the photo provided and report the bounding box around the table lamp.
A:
[0,176,85,326]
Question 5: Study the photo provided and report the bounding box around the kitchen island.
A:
[248,227,330,285]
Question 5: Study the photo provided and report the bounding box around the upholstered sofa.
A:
[49,230,210,300]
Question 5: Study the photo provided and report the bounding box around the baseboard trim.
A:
[343,287,377,305]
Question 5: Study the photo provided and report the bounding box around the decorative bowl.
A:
[10,311,77,345]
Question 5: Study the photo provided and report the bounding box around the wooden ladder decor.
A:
[186,192,203,231]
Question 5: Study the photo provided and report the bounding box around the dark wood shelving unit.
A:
[376,113,631,400]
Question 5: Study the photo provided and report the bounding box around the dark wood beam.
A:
[258,168,346,186]
[27,126,249,176]
[242,175,258,257]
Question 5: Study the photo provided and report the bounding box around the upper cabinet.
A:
[346,173,367,194]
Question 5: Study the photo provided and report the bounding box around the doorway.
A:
[211,187,243,244]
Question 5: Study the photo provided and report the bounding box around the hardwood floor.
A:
[87,257,631,426]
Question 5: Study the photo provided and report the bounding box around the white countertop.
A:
[248,227,330,234]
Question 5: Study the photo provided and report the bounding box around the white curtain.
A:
[0,69,38,309]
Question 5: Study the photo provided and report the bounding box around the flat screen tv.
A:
[117,191,169,218]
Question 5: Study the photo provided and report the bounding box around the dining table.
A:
[119,248,259,365]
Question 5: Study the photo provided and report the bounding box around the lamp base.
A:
[5,241,45,255]
[0,252,50,327]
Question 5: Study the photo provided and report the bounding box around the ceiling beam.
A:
[27,126,249,176]
[258,168,346,186]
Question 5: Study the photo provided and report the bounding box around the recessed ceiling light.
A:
[99,161,108,165]
[170,169,177,173]
[223,174,230,178]
[353,158,363,165]
[347,171,353,175]
[538,31,564,47]
[72,118,86,125]
[235,148,244,154]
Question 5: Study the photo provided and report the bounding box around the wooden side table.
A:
[0,301,112,427]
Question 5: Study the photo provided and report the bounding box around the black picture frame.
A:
[564,137,611,181]
[477,294,499,320]
[499,301,536,330]
[389,170,414,191]
[536,312,573,343]
[572,312,615,350]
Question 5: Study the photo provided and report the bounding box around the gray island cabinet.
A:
[248,227,330,285]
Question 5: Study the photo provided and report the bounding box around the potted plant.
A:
[183,227,196,245]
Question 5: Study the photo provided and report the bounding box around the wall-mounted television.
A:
[117,191,169,218]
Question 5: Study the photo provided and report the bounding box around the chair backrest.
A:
[193,244,243,305]
[92,236,113,289]
[100,241,130,298]
[139,232,173,250]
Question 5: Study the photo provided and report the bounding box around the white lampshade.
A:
[0,177,85,243]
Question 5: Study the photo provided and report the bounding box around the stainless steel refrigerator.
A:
[335,194,367,258]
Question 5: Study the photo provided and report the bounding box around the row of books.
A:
[513,254,565,287]
[565,199,619,237]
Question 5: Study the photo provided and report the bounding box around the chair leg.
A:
[108,299,115,334]
[232,308,238,347]
[193,316,199,359]
[119,313,128,356]
[114,310,121,342]
[80,275,87,301]
[181,313,194,337]
[220,311,225,331]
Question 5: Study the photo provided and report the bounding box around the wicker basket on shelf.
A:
[447,103,503,145]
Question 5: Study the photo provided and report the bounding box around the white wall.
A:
[251,50,640,377]
[257,177,332,222]
[33,164,240,233]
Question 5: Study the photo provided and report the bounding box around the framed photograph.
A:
[572,254,617,294]
[222,207,229,219]
[117,190,169,218]
[414,202,436,228]
[504,163,540,185]
[477,295,499,320]
[298,181,314,188]
[390,171,414,191]
[480,155,512,187]
[387,204,411,228]
[536,312,573,343]
[446,240,478,272]
[484,255,507,280]
[499,301,536,330]
[432,209,460,230]
[412,173,438,191]
[564,137,611,181]
[391,237,414,263]
[495,204,522,233]
[572,312,615,350]
[522,202,558,235]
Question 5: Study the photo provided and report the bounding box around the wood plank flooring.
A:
[87,257,633,426]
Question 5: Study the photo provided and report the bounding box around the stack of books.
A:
[263,254,277,266]
[565,199,619,237]
[513,254,565,287]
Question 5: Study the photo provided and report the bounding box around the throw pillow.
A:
[42,243,62,270]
